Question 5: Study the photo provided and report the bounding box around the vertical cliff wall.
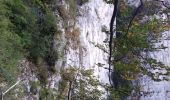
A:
[135,31,170,100]
[49,0,114,98]
[51,0,170,99]
[3,0,169,99]
[66,0,113,84]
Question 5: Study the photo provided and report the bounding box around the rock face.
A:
[9,1,113,99]
[55,1,170,99]
[136,31,170,100]
[65,0,113,84]
[8,0,169,99]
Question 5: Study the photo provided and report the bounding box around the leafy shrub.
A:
[0,0,58,83]
[110,0,170,98]
[0,0,23,82]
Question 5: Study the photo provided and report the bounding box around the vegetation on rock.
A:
[107,0,170,99]
[0,0,170,99]
[0,0,58,83]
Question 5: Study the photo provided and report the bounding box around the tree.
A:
[57,67,103,100]
[108,0,170,98]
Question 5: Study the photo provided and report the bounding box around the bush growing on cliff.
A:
[0,0,23,82]
[57,67,103,100]
[0,0,57,83]
[108,0,170,98]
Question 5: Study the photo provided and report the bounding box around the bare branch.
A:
[3,80,21,96]
[126,0,143,36]
[109,0,118,87]
[67,80,73,100]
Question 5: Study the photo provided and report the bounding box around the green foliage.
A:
[30,81,57,100]
[0,0,23,82]
[39,87,55,100]
[68,0,77,20]
[110,0,170,98]
[30,81,40,95]
[57,67,77,99]
[0,0,57,83]
[72,68,102,100]
[57,67,103,100]
[7,0,57,61]
[108,82,133,100]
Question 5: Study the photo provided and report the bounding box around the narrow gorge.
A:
[0,0,170,100]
